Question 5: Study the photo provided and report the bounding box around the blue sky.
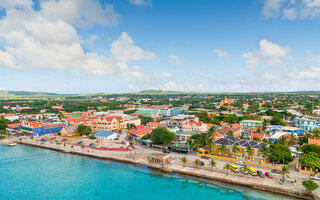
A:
[0,0,320,94]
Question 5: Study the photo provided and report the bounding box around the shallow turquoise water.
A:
[0,144,295,200]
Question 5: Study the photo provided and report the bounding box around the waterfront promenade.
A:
[7,137,319,200]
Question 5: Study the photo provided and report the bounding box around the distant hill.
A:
[137,90,188,95]
[0,91,60,97]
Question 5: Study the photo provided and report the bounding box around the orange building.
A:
[308,137,320,145]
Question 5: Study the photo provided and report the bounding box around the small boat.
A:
[6,142,17,147]
[63,149,70,153]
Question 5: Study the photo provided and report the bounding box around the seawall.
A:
[15,140,316,200]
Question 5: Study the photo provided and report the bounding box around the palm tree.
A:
[246,146,254,160]
[224,163,231,175]
[259,146,269,162]
[281,166,290,178]
[207,136,215,154]
[194,159,202,167]
[231,144,240,158]
[288,133,297,146]
[208,159,216,171]
[181,157,187,166]
[219,143,228,156]
[241,164,248,174]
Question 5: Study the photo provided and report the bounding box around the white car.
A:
[236,161,245,165]
[310,174,320,180]
[297,151,304,155]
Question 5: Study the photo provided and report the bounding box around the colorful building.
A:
[60,125,78,137]
[293,117,319,132]
[127,125,153,138]
[21,122,63,137]
[239,120,263,129]
[182,122,207,132]
[94,130,117,140]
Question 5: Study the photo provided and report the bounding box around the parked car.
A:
[236,161,245,165]
[51,137,56,140]
[61,139,67,141]
[297,151,304,155]
[310,174,320,180]
[89,143,95,147]
[77,141,84,145]
[291,153,297,158]
[40,139,46,142]
[265,172,273,178]
[50,141,54,144]
[257,170,265,178]
[240,168,248,175]
[271,169,281,174]
[201,156,209,159]
[200,161,205,166]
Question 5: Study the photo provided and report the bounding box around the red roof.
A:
[67,117,89,123]
[206,123,218,127]
[100,116,123,122]
[185,122,203,126]
[127,125,153,136]
[146,122,160,126]
[250,132,265,140]
[7,123,22,128]
[23,122,44,128]
[231,123,241,129]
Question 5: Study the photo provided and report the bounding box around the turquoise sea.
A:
[0,144,296,200]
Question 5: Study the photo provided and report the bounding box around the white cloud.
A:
[243,39,289,69]
[154,72,171,79]
[0,1,156,82]
[262,0,285,18]
[164,81,184,91]
[283,8,297,20]
[40,0,117,27]
[0,50,21,70]
[259,39,289,57]
[168,54,180,62]
[214,49,229,58]
[128,0,152,7]
[111,32,156,62]
[262,0,320,19]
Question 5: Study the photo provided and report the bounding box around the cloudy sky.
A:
[0,0,320,94]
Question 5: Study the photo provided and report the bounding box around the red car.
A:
[201,156,209,159]
[265,172,273,178]
[61,139,67,141]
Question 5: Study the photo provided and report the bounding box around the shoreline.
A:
[13,140,316,200]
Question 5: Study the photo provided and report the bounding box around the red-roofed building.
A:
[127,125,153,137]
[182,121,207,132]
[146,122,160,128]
[231,123,242,129]
[250,132,266,141]
[308,137,320,145]
[219,97,233,106]
[220,121,228,127]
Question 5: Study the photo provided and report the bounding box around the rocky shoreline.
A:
[13,140,317,200]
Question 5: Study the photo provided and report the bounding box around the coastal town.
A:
[1,92,320,199]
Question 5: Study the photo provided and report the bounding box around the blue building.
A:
[292,118,319,132]
[161,108,183,118]
[20,122,64,137]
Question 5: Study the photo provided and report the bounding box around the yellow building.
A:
[60,125,78,137]
[211,136,268,163]
[90,116,141,133]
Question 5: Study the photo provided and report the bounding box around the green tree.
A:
[209,159,217,171]
[194,159,202,167]
[89,134,96,139]
[259,146,269,161]
[219,143,228,156]
[280,166,290,178]
[302,180,319,192]
[139,116,154,125]
[150,127,175,145]
[299,152,320,169]
[126,123,136,130]
[0,118,10,130]
[224,163,231,175]
[181,157,187,166]
[246,146,254,160]
[288,133,298,146]
[77,124,92,135]
[268,143,294,164]
[231,144,240,158]
[227,131,234,136]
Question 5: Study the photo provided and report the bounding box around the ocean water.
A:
[0,144,296,200]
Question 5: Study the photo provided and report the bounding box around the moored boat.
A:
[6,142,17,147]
